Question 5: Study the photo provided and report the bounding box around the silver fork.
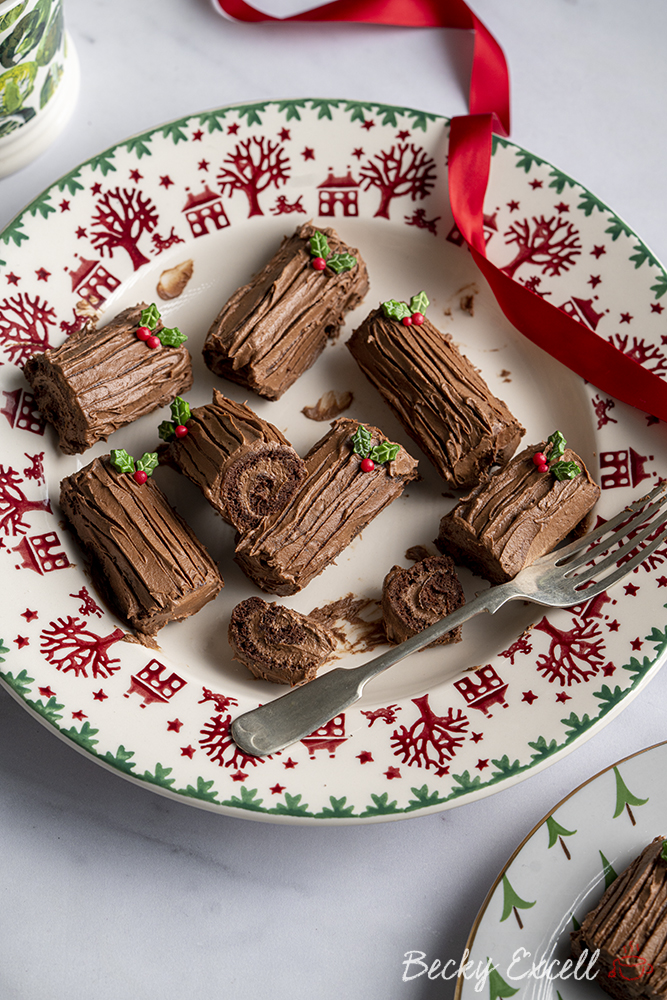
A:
[230,480,667,757]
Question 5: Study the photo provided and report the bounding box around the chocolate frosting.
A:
[234,418,419,595]
[203,223,369,400]
[346,307,524,487]
[437,441,601,584]
[381,554,465,646]
[571,837,667,1000]
[60,456,223,635]
[160,389,306,531]
[24,303,193,454]
[228,596,338,685]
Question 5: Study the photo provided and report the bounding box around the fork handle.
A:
[230,582,517,757]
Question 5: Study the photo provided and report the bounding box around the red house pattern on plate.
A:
[124,659,187,708]
[67,255,121,308]
[182,184,230,238]
[317,167,360,217]
[599,448,655,489]
[300,715,347,758]
[454,665,509,716]
[1,388,45,435]
[12,532,70,573]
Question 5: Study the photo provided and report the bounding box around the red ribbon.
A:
[214,0,667,420]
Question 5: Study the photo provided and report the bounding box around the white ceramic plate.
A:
[1,99,666,823]
[457,741,667,1000]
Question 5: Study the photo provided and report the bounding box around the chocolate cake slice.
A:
[228,596,338,685]
[381,554,465,647]
[437,437,601,584]
[60,456,223,636]
[158,389,307,532]
[346,303,524,487]
[203,223,369,400]
[234,418,419,595]
[24,303,193,454]
[571,837,667,1000]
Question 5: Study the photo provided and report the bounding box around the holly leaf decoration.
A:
[170,396,191,425]
[140,304,161,330]
[381,299,412,321]
[110,449,135,474]
[309,231,330,259]
[661,841,667,862]
[135,452,159,477]
[326,252,357,274]
[159,326,187,347]
[552,460,581,481]
[158,420,176,442]
[547,430,567,461]
[409,290,429,314]
[351,425,372,458]
[369,441,400,464]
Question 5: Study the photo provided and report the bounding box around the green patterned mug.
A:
[0,0,78,176]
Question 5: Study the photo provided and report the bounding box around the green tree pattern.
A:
[500,875,536,928]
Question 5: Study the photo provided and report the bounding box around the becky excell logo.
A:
[401,943,653,987]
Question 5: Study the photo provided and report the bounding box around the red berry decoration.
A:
[311,257,327,271]
[360,457,375,473]
[537,463,549,473]
[174,424,189,439]
[532,452,547,467]
[136,326,151,341]
[411,312,425,326]
[401,315,413,326]
[146,334,161,349]
[133,469,148,485]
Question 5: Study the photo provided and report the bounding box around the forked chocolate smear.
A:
[346,307,524,487]
[24,303,193,454]
[382,554,465,647]
[203,223,369,400]
[60,456,223,636]
[437,441,601,584]
[571,837,667,1000]
[228,596,338,685]
[159,389,306,531]
[234,418,419,596]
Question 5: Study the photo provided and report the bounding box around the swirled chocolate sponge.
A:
[60,456,223,636]
[382,554,465,647]
[203,223,369,400]
[158,389,306,532]
[24,303,193,454]
[228,597,338,685]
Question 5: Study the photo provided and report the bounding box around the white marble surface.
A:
[2,1,667,998]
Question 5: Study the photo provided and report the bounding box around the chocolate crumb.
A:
[405,545,432,562]
[302,390,354,421]
[309,594,386,654]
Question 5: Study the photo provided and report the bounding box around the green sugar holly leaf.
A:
[409,290,429,314]
[326,252,356,274]
[110,449,135,474]
[661,841,667,862]
[140,303,161,330]
[547,429,567,460]
[158,420,175,442]
[351,425,372,458]
[309,230,329,259]
[158,325,187,347]
[369,441,400,465]
[170,396,190,425]
[552,460,581,481]
[381,298,411,321]
[135,452,158,477]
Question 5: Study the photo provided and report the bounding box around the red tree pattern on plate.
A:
[90,187,159,270]
[216,136,290,217]
[391,695,468,769]
[0,465,52,535]
[534,615,609,686]
[607,333,667,376]
[359,143,437,219]
[501,214,582,279]
[0,293,57,365]
[199,712,264,769]
[40,617,125,678]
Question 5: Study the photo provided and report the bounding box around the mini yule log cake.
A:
[23,303,193,454]
[228,596,338,685]
[346,292,525,488]
[202,223,369,400]
[234,419,419,596]
[571,836,667,1000]
[59,452,223,636]
[157,390,307,533]
[437,432,601,585]
[381,554,465,647]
